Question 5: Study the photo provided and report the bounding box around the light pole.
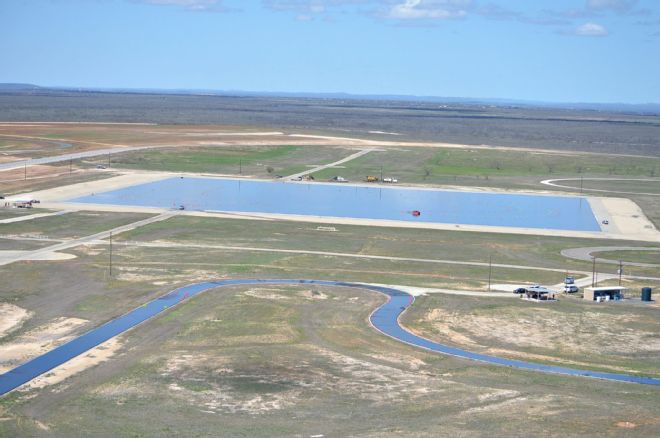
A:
[487,255,492,292]
[109,231,113,278]
[591,256,597,287]
[618,260,623,286]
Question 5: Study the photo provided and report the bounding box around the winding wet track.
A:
[1,279,658,396]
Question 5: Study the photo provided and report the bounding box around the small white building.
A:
[584,286,626,302]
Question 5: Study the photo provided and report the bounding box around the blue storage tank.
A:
[641,287,652,302]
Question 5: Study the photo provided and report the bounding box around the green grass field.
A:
[592,249,660,265]
[86,145,355,178]
[114,215,660,279]
[311,147,660,184]
[0,211,153,239]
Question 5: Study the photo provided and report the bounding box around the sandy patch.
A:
[243,288,291,300]
[0,317,89,373]
[589,196,658,238]
[367,353,427,371]
[299,289,328,300]
[22,338,122,391]
[0,303,32,338]
[0,250,77,262]
[423,307,660,356]
[616,421,637,429]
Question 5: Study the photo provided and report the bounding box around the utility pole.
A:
[108,153,111,168]
[69,159,73,174]
[487,255,492,292]
[380,165,383,181]
[109,231,113,278]
[239,159,242,175]
[580,176,583,195]
[591,256,597,287]
[618,260,623,286]
[24,163,27,181]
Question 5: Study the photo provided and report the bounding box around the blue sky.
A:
[1,0,659,103]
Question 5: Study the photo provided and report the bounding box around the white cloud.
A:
[575,22,609,36]
[141,0,224,11]
[586,0,637,12]
[388,0,470,20]
[263,0,365,13]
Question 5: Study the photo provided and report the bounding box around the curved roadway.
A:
[1,279,658,396]
[561,246,660,268]
[540,177,660,197]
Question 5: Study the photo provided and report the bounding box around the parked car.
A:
[514,287,527,294]
[602,220,609,225]
[564,276,575,285]
[564,285,579,293]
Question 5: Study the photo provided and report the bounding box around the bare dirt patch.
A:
[0,303,32,338]
[22,338,123,391]
[0,317,89,373]
[243,288,291,301]
[424,307,659,355]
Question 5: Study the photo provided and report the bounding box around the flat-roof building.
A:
[584,286,626,302]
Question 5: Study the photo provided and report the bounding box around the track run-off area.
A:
[1,278,658,396]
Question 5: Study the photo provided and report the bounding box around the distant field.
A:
[0,209,52,220]
[113,216,660,280]
[2,91,660,155]
[311,147,660,184]
[86,145,353,177]
[0,211,152,239]
[0,167,114,197]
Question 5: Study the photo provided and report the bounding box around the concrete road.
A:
[0,146,153,172]
[562,246,660,268]
[285,148,376,180]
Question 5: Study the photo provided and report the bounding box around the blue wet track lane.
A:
[1,279,658,396]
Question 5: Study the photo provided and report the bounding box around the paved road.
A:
[562,246,660,268]
[0,146,153,172]
[0,210,72,224]
[1,279,658,396]
[0,211,178,267]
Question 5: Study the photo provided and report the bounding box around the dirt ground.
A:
[404,294,660,377]
[1,285,658,437]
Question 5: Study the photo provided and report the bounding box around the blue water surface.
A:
[70,177,600,231]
